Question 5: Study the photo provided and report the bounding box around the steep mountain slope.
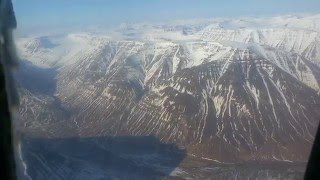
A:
[16,14,320,164]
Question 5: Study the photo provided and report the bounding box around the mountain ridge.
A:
[16,14,320,163]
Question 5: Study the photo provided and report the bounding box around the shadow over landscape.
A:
[15,60,57,95]
[20,135,187,180]
[14,60,187,179]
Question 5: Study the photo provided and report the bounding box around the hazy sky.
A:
[13,0,320,34]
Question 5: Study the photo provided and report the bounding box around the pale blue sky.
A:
[13,0,320,34]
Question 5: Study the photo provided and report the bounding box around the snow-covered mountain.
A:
[16,14,320,171]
